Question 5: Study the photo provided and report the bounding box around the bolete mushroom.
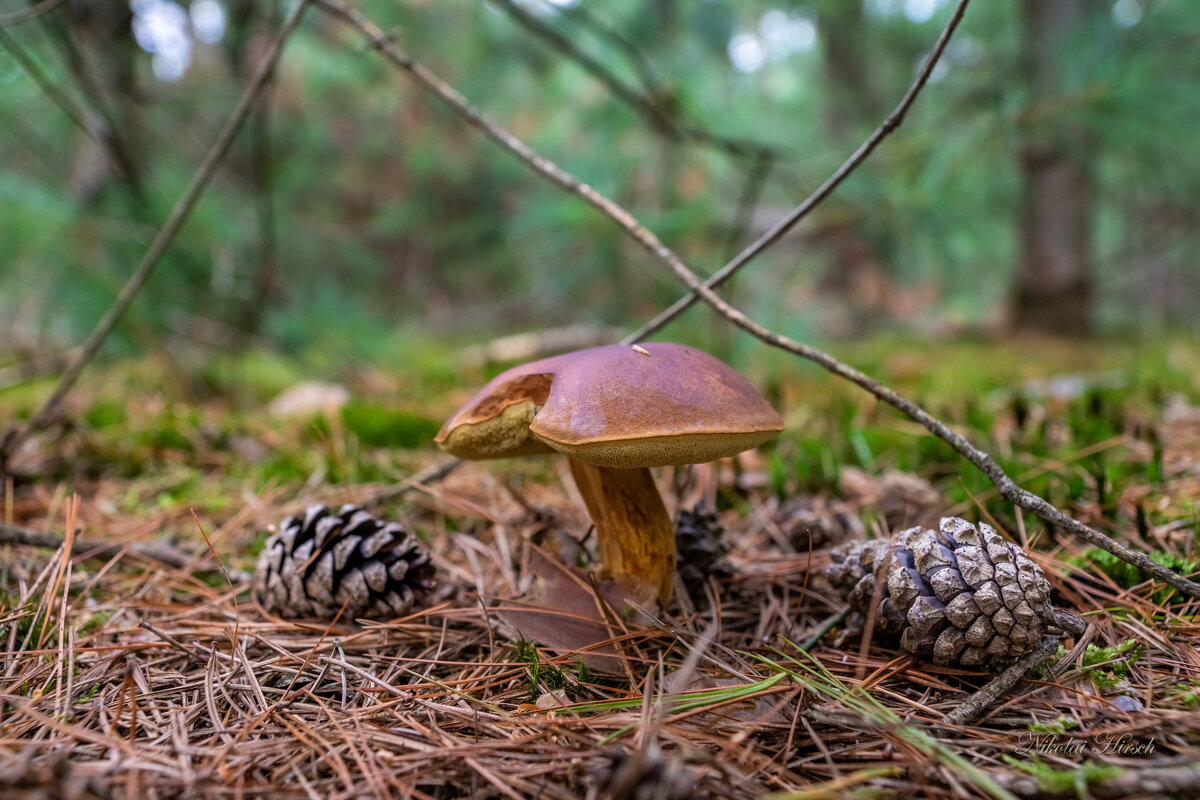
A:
[436,342,783,604]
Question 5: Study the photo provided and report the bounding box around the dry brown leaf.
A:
[492,545,656,674]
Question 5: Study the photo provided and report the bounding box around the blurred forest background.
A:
[2,0,1198,367]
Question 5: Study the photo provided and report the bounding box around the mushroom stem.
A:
[567,459,676,606]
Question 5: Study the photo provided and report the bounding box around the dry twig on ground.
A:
[0,520,194,570]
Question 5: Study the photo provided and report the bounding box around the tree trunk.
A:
[1013,0,1094,336]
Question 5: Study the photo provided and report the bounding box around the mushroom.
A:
[436,343,783,605]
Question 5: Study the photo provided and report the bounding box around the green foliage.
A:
[78,610,113,637]
[0,597,42,653]
[247,529,273,558]
[76,683,103,703]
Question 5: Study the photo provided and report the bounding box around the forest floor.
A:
[0,336,1198,799]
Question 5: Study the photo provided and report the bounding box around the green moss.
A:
[1027,716,1080,735]
[76,682,103,703]
[1082,639,1142,691]
[1005,757,1124,795]
[1164,681,1200,709]
[78,610,112,637]
[341,405,441,449]
[84,400,127,429]
[1068,549,1200,605]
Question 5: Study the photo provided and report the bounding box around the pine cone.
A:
[839,467,942,530]
[675,505,733,599]
[255,504,436,620]
[773,495,864,549]
[591,746,697,800]
[828,517,1074,667]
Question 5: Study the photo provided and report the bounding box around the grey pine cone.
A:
[255,504,435,620]
[828,517,1073,667]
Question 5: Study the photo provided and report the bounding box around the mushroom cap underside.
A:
[436,343,783,468]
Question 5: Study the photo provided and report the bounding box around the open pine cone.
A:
[828,517,1080,667]
[254,504,436,620]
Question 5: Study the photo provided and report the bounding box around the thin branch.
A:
[543,0,662,95]
[622,0,971,343]
[492,0,779,161]
[1001,763,1200,799]
[315,0,1200,601]
[0,19,142,201]
[942,636,1060,727]
[0,0,312,469]
[0,521,193,570]
[0,0,67,28]
[0,24,96,143]
[241,2,282,337]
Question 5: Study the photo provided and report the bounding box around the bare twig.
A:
[942,636,1061,727]
[1001,763,1200,799]
[0,520,194,570]
[492,0,778,160]
[622,0,971,343]
[0,0,312,469]
[0,25,96,144]
[0,0,67,27]
[543,0,662,95]
[315,0,1200,600]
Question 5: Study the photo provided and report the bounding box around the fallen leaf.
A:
[493,545,656,674]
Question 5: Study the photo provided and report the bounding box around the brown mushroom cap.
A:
[436,343,783,468]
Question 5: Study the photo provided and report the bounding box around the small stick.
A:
[943,636,1061,727]
[491,0,778,161]
[139,620,193,657]
[1002,764,1200,800]
[0,520,194,570]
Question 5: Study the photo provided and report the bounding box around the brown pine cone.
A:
[773,495,864,549]
[674,505,733,600]
[828,517,1078,667]
[254,504,436,620]
[590,746,697,800]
